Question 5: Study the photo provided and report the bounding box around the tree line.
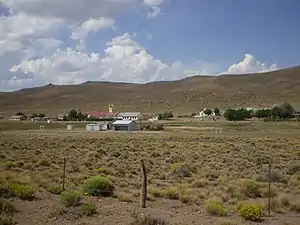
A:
[224,102,297,121]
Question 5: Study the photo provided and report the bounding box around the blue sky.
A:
[0,0,299,91]
[132,0,300,67]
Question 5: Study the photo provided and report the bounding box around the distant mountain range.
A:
[0,66,299,116]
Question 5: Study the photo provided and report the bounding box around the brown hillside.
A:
[0,66,299,116]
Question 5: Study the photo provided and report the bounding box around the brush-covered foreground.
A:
[0,131,300,225]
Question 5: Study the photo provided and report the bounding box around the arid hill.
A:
[0,66,299,116]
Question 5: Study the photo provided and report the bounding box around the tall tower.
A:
[108,104,114,113]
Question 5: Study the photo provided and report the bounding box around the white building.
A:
[194,108,216,118]
[117,112,143,121]
[112,120,136,131]
[148,115,159,121]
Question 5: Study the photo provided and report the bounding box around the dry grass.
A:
[0,121,300,224]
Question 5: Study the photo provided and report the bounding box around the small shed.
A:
[67,125,73,131]
[86,123,101,132]
[112,120,136,131]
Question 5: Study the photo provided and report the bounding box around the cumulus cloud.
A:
[10,33,195,85]
[227,53,279,74]
[0,0,280,91]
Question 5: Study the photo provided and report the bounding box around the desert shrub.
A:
[179,194,197,205]
[205,198,228,216]
[47,185,63,195]
[237,203,263,221]
[287,161,300,175]
[59,191,82,207]
[130,211,168,225]
[164,187,179,200]
[239,179,262,198]
[118,194,133,203]
[0,183,35,200]
[148,187,165,198]
[168,163,191,178]
[0,198,16,214]
[257,169,285,183]
[82,203,97,216]
[83,176,114,197]
[290,200,300,213]
[142,124,164,131]
[278,194,291,208]
[0,212,14,225]
[96,167,111,175]
[192,179,208,188]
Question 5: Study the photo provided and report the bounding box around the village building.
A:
[9,115,26,121]
[112,120,136,131]
[86,111,118,119]
[86,121,113,131]
[116,112,143,121]
[194,108,216,118]
[148,114,159,121]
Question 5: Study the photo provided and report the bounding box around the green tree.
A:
[224,109,236,121]
[214,108,220,116]
[38,113,46,117]
[279,102,294,119]
[204,108,213,115]
[68,109,78,121]
[271,106,281,118]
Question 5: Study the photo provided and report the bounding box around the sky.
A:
[0,0,299,91]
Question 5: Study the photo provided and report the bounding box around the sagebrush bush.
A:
[239,179,262,198]
[0,212,14,225]
[237,203,263,221]
[83,176,115,197]
[59,191,82,207]
[47,185,63,195]
[0,198,16,214]
[130,211,168,225]
[168,163,191,178]
[82,203,97,216]
[0,183,35,200]
[205,198,228,216]
[290,200,300,213]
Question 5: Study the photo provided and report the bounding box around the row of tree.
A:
[224,102,296,121]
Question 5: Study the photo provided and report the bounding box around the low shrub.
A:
[47,185,64,195]
[164,187,179,200]
[0,212,14,225]
[118,194,133,203]
[179,194,197,205]
[168,163,191,178]
[59,191,82,207]
[237,203,263,221]
[290,200,300,213]
[82,203,97,216]
[0,198,16,214]
[130,211,168,225]
[83,176,115,197]
[239,179,262,198]
[205,198,228,216]
[0,183,35,200]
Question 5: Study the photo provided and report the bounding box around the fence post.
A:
[268,162,271,217]
[140,159,147,208]
[62,157,66,191]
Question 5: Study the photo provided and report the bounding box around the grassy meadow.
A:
[0,120,300,225]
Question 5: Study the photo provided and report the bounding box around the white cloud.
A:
[143,0,165,7]
[227,53,279,74]
[10,33,193,85]
[148,6,161,19]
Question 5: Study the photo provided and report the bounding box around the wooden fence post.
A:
[62,157,66,191]
[268,162,271,217]
[140,159,147,208]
